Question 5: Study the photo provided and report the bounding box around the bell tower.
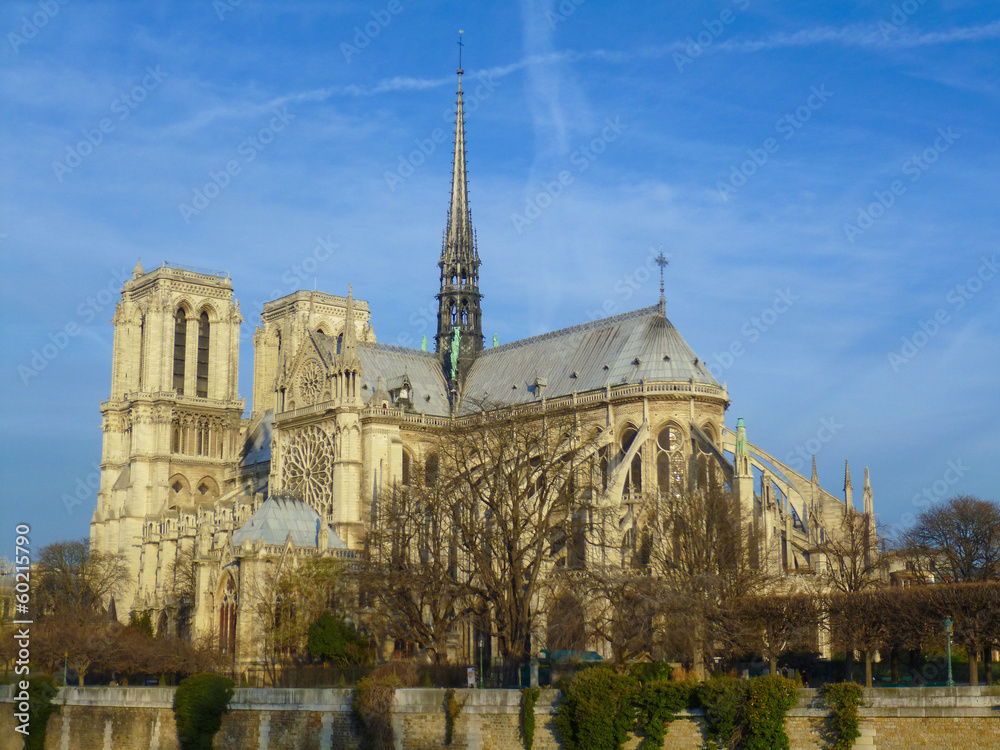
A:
[435,41,483,391]
[91,261,244,613]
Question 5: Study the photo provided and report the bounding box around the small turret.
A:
[843,460,853,514]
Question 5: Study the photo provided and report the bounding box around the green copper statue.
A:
[450,325,460,381]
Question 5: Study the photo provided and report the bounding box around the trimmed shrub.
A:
[742,675,796,750]
[634,679,693,750]
[444,688,463,745]
[520,686,540,750]
[172,673,234,750]
[695,676,748,749]
[554,667,637,750]
[821,681,864,750]
[23,675,61,750]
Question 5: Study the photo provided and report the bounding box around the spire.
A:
[344,284,357,351]
[132,257,144,280]
[655,249,668,315]
[435,34,483,388]
[863,466,873,516]
[444,34,474,263]
[811,455,818,484]
[843,460,853,513]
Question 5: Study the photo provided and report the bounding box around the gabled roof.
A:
[232,496,346,549]
[460,305,717,409]
[311,334,452,416]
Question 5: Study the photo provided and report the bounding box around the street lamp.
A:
[943,617,954,687]
[478,635,484,689]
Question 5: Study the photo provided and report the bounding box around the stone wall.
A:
[0,685,998,749]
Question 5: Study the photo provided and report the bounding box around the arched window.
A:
[656,425,685,500]
[336,333,343,354]
[424,453,439,487]
[196,312,210,398]
[450,303,457,326]
[219,576,237,655]
[621,425,641,495]
[173,310,187,394]
[401,450,411,486]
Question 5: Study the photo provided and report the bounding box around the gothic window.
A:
[424,453,439,487]
[336,333,343,354]
[298,360,323,403]
[173,310,186,394]
[599,445,610,491]
[656,425,684,500]
[219,576,237,654]
[196,312,210,398]
[461,305,469,325]
[401,450,411,486]
[138,316,145,390]
[620,425,641,495]
[282,426,336,513]
[450,303,457,326]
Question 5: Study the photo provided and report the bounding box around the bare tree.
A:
[899,495,1000,583]
[651,477,775,677]
[577,567,666,669]
[36,539,129,617]
[815,511,887,593]
[361,463,477,664]
[243,551,348,685]
[923,582,1000,687]
[827,588,900,687]
[441,403,601,684]
[726,593,818,675]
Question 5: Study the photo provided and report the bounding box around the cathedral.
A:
[90,64,875,669]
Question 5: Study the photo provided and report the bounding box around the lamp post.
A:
[478,635,484,689]
[63,652,68,686]
[943,617,954,687]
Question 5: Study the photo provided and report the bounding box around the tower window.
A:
[196,312,210,398]
[173,310,186,394]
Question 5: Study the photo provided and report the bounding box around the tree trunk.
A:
[864,651,873,688]
[890,647,900,683]
[970,647,980,687]
[986,647,994,685]
[844,645,855,682]
[769,655,777,676]
[692,622,706,680]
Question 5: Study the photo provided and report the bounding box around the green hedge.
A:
[172,673,235,750]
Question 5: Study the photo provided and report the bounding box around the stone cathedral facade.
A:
[91,67,875,668]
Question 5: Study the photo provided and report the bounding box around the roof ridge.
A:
[479,305,664,356]
[365,342,438,358]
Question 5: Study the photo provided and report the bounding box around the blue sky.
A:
[1,1,998,558]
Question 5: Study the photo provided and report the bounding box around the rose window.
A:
[282,426,335,512]
[298,360,324,403]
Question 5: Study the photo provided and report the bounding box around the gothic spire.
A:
[435,35,483,387]
[843,459,853,513]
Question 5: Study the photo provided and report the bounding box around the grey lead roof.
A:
[460,305,717,408]
[311,334,452,416]
[232,496,347,549]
